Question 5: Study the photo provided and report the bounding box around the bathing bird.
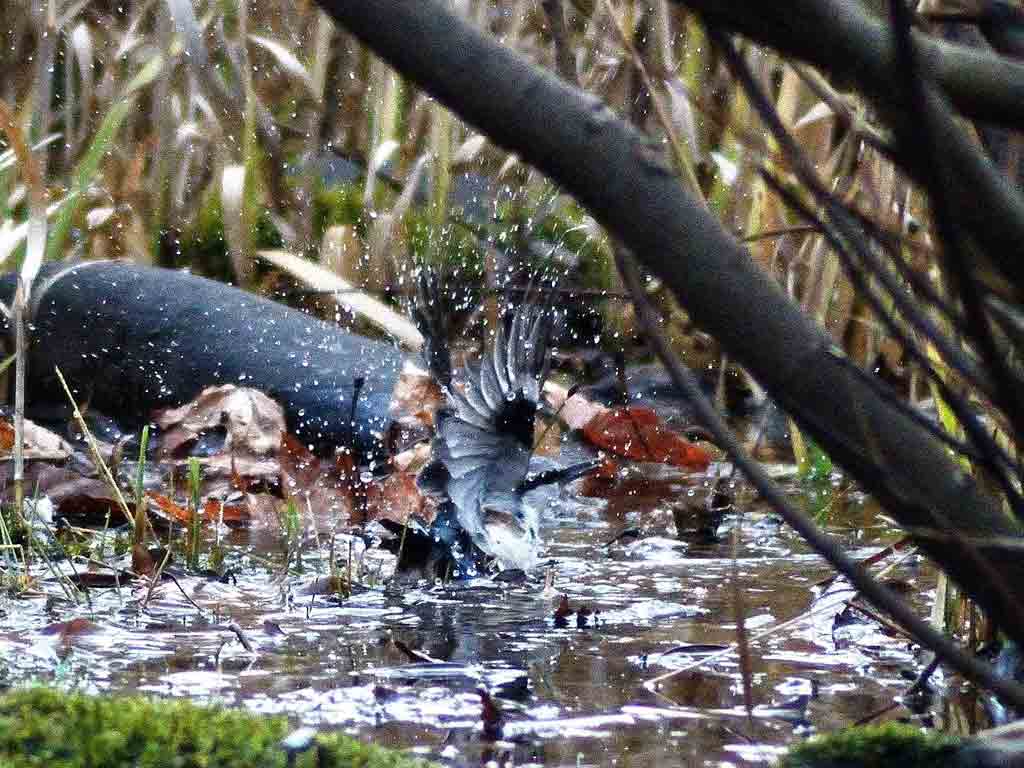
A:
[405,270,599,576]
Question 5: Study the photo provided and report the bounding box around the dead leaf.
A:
[390,371,444,427]
[582,406,711,469]
[366,471,430,527]
[146,491,193,526]
[0,418,74,461]
[146,490,257,529]
[533,418,562,457]
[156,385,286,458]
[392,442,431,473]
[299,575,352,596]
[185,454,282,495]
[40,617,98,640]
[279,433,321,490]
[47,477,121,524]
[552,392,602,432]
[202,497,250,527]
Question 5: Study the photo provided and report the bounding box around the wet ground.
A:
[0,458,936,767]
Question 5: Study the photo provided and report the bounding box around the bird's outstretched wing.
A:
[412,271,555,553]
[410,268,454,388]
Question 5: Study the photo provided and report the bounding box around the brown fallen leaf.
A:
[551,391,601,432]
[156,385,286,458]
[279,433,321,490]
[202,497,251,527]
[365,471,431,527]
[391,442,431,473]
[299,575,351,596]
[0,418,74,461]
[47,477,122,525]
[391,371,445,428]
[582,406,711,469]
[185,454,282,496]
[40,617,98,640]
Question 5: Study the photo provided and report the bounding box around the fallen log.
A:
[0,260,709,476]
[0,261,404,460]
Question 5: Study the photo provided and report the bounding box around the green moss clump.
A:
[0,687,425,768]
[779,723,961,768]
[313,184,366,237]
[528,205,613,289]
[178,193,284,279]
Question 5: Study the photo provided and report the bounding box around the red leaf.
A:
[40,617,97,640]
[202,498,250,526]
[146,491,192,525]
[582,406,710,469]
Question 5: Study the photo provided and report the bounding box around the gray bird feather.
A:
[411,270,558,570]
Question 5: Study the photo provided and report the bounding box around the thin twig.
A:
[888,0,1024,446]
[54,367,135,528]
[732,42,1024,516]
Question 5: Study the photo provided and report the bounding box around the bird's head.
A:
[474,490,540,572]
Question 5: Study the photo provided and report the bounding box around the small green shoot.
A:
[133,425,150,548]
[281,497,302,574]
[187,458,202,570]
[798,438,833,484]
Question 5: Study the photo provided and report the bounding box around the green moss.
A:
[0,687,426,768]
[313,184,366,237]
[178,193,283,279]
[798,439,834,484]
[779,723,961,768]
[528,204,613,288]
[312,181,486,272]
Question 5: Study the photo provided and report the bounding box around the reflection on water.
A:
[1,468,938,767]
